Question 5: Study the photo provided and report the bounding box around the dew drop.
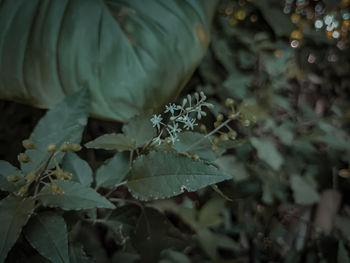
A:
[314,20,323,29]
[307,53,316,64]
[290,39,300,48]
[332,30,340,39]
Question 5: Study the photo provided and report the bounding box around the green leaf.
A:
[69,243,95,263]
[338,241,350,263]
[215,155,249,182]
[95,152,129,189]
[222,70,252,99]
[173,132,224,161]
[254,1,295,37]
[334,216,350,238]
[197,198,225,229]
[196,229,240,259]
[85,133,136,151]
[132,207,186,262]
[0,195,35,263]
[0,160,23,192]
[160,249,191,263]
[290,175,320,205]
[0,0,217,121]
[37,180,115,210]
[250,137,283,171]
[122,112,157,147]
[61,152,93,186]
[21,89,89,173]
[127,151,232,201]
[24,212,69,263]
[238,99,267,121]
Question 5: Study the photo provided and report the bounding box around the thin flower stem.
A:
[33,152,56,198]
[109,197,142,207]
[129,150,134,168]
[104,180,127,198]
[183,119,232,153]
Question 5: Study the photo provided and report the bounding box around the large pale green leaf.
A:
[95,152,129,189]
[250,137,283,171]
[21,89,89,173]
[24,212,69,263]
[0,0,217,121]
[61,152,93,186]
[0,195,35,263]
[0,160,23,192]
[127,151,232,201]
[85,133,136,151]
[37,180,115,210]
[290,175,319,205]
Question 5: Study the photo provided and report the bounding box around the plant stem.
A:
[33,152,56,198]
[183,118,232,153]
[104,180,127,198]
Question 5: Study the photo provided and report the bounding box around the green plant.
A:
[0,87,252,262]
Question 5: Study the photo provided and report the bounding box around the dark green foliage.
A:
[1,0,350,262]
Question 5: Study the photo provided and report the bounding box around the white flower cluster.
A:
[150,92,213,145]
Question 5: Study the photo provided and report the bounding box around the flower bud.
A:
[191,153,200,159]
[225,98,235,108]
[18,153,31,163]
[7,174,20,182]
[56,187,64,195]
[54,170,65,180]
[220,133,229,141]
[47,144,57,152]
[18,185,29,197]
[213,137,219,145]
[199,91,206,100]
[241,119,251,127]
[199,124,207,134]
[60,142,70,152]
[50,183,64,195]
[228,130,237,139]
[228,113,237,120]
[22,139,35,150]
[339,169,350,178]
[69,143,82,152]
[194,92,199,101]
[207,103,215,109]
[25,172,36,183]
[211,144,219,152]
[63,172,72,180]
[214,121,221,128]
[216,114,224,122]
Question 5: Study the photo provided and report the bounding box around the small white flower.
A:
[151,114,163,130]
[152,135,162,145]
[164,103,179,115]
[167,132,179,144]
[167,122,181,134]
[183,117,197,130]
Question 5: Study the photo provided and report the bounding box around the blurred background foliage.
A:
[1,0,350,262]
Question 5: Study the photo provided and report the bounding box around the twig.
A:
[183,118,232,153]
